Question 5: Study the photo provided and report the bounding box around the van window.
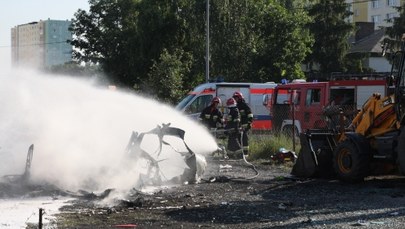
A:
[176,94,195,110]
[306,89,321,106]
[185,95,213,114]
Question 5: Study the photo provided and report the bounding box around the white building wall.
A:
[14,22,45,68]
[369,0,400,29]
[368,57,391,72]
[11,20,72,69]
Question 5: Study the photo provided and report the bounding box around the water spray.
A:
[0,69,218,194]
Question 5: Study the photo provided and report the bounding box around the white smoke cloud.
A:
[0,69,217,192]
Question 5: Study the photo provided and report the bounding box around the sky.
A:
[0,0,90,71]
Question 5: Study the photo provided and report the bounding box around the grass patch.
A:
[249,133,300,160]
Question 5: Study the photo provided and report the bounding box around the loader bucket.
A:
[291,130,337,178]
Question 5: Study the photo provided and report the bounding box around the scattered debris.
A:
[271,148,297,164]
[301,217,313,224]
[118,197,145,208]
[114,224,137,228]
[277,203,287,210]
[77,189,114,200]
[351,220,386,227]
[219,164,232,172]
[2,144,34,183]
[277,201,293,210]
[207,176,231,183]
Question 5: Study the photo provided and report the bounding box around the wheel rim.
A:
[338,148,352,174]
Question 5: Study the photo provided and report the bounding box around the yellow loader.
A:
[292,38,405,183]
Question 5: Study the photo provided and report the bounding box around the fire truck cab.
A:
[176,82,277,131]
[270,76,389,135]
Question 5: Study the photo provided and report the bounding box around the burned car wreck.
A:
[0,123,208,199]
[124,123,207,187]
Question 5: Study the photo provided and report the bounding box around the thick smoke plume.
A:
[0,69,217,192]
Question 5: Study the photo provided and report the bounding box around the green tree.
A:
[70,0,204,93]
[306,0,354,74]
[69,0,140,87]
[208,0,257,81]
[251,0,313,82]
[209,0,312,82]
[69,0,313,101]
[145,48,193,104]
[47,61,102,78]
[385,4,405,52]
[344,53,374,73]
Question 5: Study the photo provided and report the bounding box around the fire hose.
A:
[208,127,259,181]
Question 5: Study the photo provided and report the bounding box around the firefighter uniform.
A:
[233,92,253,156]
[199,105,223,129]
[225,98,241,153]
[199,97,224,129]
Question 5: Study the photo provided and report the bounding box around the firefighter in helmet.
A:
[225,97,242,154]
[199,96,224,129]
[233,91,253,156]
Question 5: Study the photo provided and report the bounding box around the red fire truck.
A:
[268,75,391,135]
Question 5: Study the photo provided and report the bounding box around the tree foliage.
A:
[251,1,313,81]
[69,0,141,87]
[306,0,354,74]
[46,61,102,77]
[208,0,312,83]
[68,0,353,102]
[146,48,193,104]
[385,4,405,52]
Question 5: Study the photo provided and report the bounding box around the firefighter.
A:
[225,97,242,155]
[199,97,224,129]
[233,91,253,156]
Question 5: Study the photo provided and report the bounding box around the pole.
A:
[205,0,210,83]
[39,208,43,229]
[292,90,296,152]
[292,102,296,152]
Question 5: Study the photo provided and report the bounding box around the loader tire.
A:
[397,128,405,175]
[333,139,369,183]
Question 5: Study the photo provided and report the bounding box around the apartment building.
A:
[342,0,405,72]
[11,19,72,69]
[348,0,403,29]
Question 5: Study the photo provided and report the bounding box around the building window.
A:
[387,0,397,6]
[372,15,381,23]
[386,12,396,22]
[372,0,379,8]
